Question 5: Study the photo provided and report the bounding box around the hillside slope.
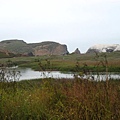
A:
[0,39,69,56]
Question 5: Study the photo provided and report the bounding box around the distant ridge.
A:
[0,39,69,56]
[87,44,120,53]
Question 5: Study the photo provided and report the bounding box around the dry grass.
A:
[0,78,120,120]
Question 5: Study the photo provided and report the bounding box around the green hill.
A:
[0,39,33,54]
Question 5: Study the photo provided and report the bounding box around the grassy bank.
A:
[0,78,120,119]
[0,52,120,72]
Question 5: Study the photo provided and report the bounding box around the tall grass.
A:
[0,53,120,119]
[0,78,120,119]
[0,53,120,72]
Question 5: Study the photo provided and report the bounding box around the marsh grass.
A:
[0,53,120,119]
[0,52,120,72]
[0,78,120,120]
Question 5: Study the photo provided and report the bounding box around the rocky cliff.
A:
[71,48,81,54]
[33,41,69,56]
[87,44,120,53]
[0,40,69,56]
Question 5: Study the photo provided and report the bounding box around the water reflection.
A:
[18,68,74,80]
[18,68,120,81]
[1,67,120,81]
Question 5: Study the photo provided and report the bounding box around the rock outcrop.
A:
[87,44,120,53]
[34,41,69,56]
[71,48,81,54]
[0,40,69,56]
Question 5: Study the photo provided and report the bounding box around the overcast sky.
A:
[0,0,120,53]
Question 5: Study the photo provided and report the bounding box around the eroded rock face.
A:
[0,40,69,56]
[71,48,81,54]
[87,44,120,53]
[34,42,69,56]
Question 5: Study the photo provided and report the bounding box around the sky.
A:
[0,0,120,53]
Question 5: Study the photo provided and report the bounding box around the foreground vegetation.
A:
[0,78,120,120]
[0,52,120,119]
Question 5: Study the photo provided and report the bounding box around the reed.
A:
[0,53,120,119]
[0,78,120,119]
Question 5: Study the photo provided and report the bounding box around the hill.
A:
[0,39,69,57]
[87,44,120,53]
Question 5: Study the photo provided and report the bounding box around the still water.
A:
[1,67,120,81]
[19,68,120,81]
[19,68,74,80]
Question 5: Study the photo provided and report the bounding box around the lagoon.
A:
[19,68,74,80]
[0,67,120,81]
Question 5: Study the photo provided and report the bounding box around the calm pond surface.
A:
[19,68,74,80]
[1,67,120,81]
